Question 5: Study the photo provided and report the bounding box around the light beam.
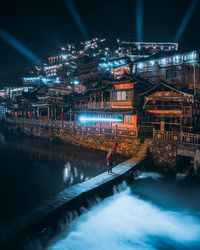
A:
[135,0,143,42]
[65,0,89,41]
[174,0,198,42]
[0,28,41,63]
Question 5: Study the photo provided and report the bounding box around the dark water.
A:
[0,133,126,223]
[49,173,200,250]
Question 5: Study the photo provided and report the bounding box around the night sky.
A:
[0,0,200,83]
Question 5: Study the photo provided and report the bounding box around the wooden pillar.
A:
[180,116,183,132]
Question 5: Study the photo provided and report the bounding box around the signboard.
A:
[114,82,132,90]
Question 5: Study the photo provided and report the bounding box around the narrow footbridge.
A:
[0,158,142,249]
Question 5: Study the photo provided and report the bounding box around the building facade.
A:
[141,81,200,133]
[133,50,200,94]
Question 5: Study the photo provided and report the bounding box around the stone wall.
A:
[149,141,177,171]
[1,119,183,171]
[3,121,142,157]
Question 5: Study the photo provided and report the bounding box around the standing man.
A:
[106,149,114,174]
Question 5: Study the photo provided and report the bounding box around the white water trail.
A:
[135,171,164,180]
[48,183,200,250]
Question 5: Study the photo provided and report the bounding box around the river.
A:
[1,133,200,249]
[0,133,126,223]
[48,173,200,250]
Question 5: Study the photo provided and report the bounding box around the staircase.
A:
[134,139,152,161]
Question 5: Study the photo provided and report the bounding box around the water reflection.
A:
[63,162,71,182]
[0,134,126,223]
[0,132,5,144]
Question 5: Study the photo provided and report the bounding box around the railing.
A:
[146,105,192,116]
[75,102,111,109]
[181,133,200,145]
[153,129,200,146]
[5,118,137,138]
[146,105,183,110]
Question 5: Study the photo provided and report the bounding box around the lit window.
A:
[150,61,155,66]
[161,58,166,65]
[138,63,144,69]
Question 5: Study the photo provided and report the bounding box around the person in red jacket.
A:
[106,149,114,174]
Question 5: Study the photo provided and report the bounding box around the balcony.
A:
[111,101,133,109]
[74,102,111,110]
[75,101,133,110]
[146,105,192,116]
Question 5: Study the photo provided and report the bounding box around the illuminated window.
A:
[124,115,134,124]
[112,90,132,101]
[138,63,144,69]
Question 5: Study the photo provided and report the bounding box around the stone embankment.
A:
[2,120,142,157]
[0,119,183,170]
[56,130,142,157]
[149,141,178,171]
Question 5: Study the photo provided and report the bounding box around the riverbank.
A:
[1,118,198,174]
[0,119,142,157]
[0,121,199,249]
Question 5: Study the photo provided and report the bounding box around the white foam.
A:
[48,187,200,250]
[135,172,164,180]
